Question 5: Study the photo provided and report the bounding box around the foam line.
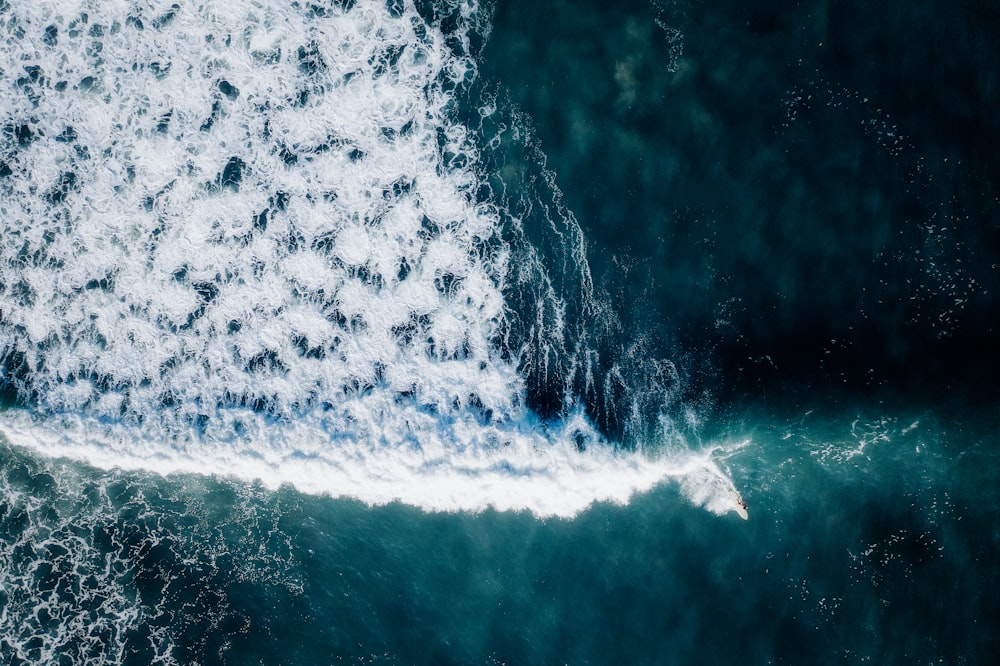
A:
[0,409,740,518]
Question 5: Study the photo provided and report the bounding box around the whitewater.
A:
[0,0,736,517]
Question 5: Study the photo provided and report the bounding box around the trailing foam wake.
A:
[0,0,732,516]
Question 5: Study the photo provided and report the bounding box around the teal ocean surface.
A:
[2,1,998,663]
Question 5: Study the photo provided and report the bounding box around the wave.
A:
[0,0,733,516]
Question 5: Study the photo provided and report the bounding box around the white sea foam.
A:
[0,407,737,518]
[0,434,303,664]
[0,0,733,517]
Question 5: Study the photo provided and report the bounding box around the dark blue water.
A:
[2,0,999,663]
[485,0,1000,400]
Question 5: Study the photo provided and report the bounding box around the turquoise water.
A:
[2,0,999,663]
[3,399,997,663]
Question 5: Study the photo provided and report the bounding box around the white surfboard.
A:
[730,489,749,520]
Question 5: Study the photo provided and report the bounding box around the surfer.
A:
[729,488,749,519]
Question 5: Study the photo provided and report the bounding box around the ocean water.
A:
[1,0,997,664]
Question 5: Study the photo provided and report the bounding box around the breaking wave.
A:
[0,0,731,517]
